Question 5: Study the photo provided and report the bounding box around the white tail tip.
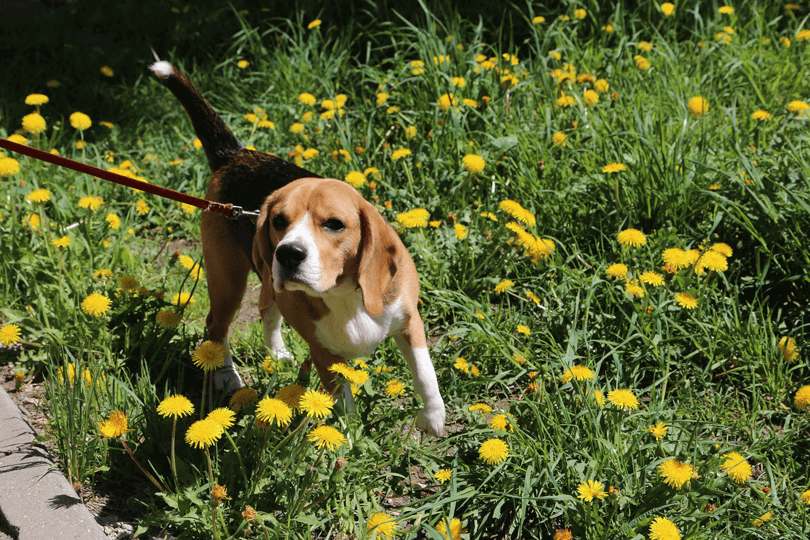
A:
[149,60,174,79]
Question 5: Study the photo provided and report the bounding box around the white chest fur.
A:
[314,285,405,359]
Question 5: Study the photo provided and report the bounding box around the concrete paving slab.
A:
[0,385,108,540]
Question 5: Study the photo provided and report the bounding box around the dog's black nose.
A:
[275,243,307,268]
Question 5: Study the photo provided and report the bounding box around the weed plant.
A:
[2,1,810,538]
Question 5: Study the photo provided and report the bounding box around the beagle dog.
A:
[149,61,446,437]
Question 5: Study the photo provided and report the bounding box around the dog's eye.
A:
[323,218,345,232]
[272,215,288,230]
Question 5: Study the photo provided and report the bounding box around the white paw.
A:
[271,347,292,360]
[416,402,446,437]
[213,367,243,391]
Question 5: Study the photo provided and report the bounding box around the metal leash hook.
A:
[228,206,261,220]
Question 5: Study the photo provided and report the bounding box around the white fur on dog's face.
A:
[267,179,363,296]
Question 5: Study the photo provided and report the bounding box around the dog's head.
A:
[252,178,398,316]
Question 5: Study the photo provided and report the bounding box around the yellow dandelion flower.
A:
[553,132,567,146]
[710,242,733,257]
[105,213,121,230]
[307,19,321,29]
[489,413,515,432]
[649,422,668,440]
[69,111,92,130]
[617,228,646,247]
[207,407,236,430]
[533,16,545,24]
[172,292,194,307]
[696,251,728,273]
[391,148,412,161]
[8,134,28,146]
[192,341,226,371]
[607,388,639,410]
[658,459,696,489]
[662,248,690,269]
[517,324,531,336]
[462,154,485,173]
[51,236,70,249]
[469,403,492,414]
[661,2,675,16]
[640,271,664,287]
[185,418,224,448]
[562,365,595,383]
[478,438,509,464]
[434,469,453,483]
[229,388,258,412]
[24,188,49,203]
[100,65,114,76]
[674,292,698,309]
[499,200,536,226]
[78,196,104,210]
[753,512,772,528]
[156,310,181,330]
[718,6,734,14]
[649,517,680,540]
[603,162,627,173]
[494,280,514,294]
[752,110,772,121]
[437,93,458,112]
[688,96,709,117]
[605,263,629,280]
[99,410,129,438]
[256,397,293,427]
[0,157,21,177]
[367,512,397,539]
[437,518,467,539]
[157,395,194,418]
[345,171,366,188]
[299,93,316,105]
[577,479,608,502]
[454,223,468,239]
[396,208,429,228]
[778,337,799,362]
[237,60,249,69]
[300,389,335,418]
[22,112,47,135]
[276,384,305,412]
[25,93,49,106]
[81,293,112,316]
[0,324,22,346]
[720,452,753,483]
[795,385,810,411]
[385,379,406,397]
[788,100,810,115]
[307,425,347,451]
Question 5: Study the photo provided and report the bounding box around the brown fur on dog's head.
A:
[252,178,400,316]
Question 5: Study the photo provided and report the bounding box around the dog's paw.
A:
[213,367,244,391]
[271,347,292,360]
[415,403,446,437]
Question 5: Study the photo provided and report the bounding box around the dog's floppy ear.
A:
[252,194,277,289]
[357,201,398,317]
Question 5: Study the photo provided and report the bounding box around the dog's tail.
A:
[149,60,243,172]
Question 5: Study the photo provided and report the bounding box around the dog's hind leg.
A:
[203,212,249,391]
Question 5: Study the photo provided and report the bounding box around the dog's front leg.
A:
[261,301,292,360]
[394,315,446,437]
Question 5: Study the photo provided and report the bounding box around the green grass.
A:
[2,1,810,538]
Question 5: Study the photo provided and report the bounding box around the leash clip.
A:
[228,206,261,220]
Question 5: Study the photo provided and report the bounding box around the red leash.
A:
[0,138,258,219]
